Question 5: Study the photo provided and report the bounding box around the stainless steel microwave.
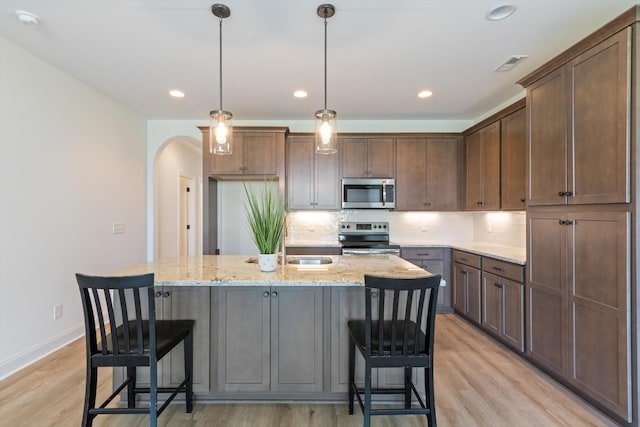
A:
[341,178,395,209]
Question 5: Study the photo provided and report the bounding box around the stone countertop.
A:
[396,241,526,265]
[111,255,436,287]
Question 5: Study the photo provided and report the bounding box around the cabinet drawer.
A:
[401,247,444,260]
[482,257,524,283]
[452,250,481,269]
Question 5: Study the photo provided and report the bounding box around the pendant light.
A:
[315,4,337,154]
[210,4,233,155]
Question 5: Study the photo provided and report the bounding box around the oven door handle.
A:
[342,248,400,256]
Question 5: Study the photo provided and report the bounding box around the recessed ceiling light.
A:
[169,89,185,98]
[15,10,40,26]
[293,90,308,98]
[487,4,516,21]
[418,90,433,98]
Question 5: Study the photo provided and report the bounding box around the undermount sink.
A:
[287,257,333,265]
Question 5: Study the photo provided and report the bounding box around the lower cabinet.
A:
[216,286,323,393]
[452,251,482,324]
[481,258,524,352]
[400,247,452,311]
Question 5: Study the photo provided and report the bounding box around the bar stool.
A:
[348,274,441,427]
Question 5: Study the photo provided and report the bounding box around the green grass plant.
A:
[243,181,286,254]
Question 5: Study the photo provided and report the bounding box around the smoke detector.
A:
[495,55,528,72]
[15,10,40,26]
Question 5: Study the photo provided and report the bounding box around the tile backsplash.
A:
[286,210,526,248]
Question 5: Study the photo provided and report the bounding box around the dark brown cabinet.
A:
[526,210,630,419]
[452,250,481,324]
[401,247,451,310]
[500,108,526,210]
[481,258,524,352]
[527,29,630,206]
[216,286,323,393]
[287,135,340,210]
[209,131,281,176]
[464,123,500,210]
[396,137,460,210]
[341,137,395,178]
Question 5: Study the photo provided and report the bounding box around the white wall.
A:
[154,137,202,258]
[0,38,147,379]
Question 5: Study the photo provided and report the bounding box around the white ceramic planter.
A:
[258,253,278,272]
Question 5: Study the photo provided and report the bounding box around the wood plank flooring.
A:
[0,314,618,426]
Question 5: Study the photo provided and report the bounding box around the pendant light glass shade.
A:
[315,4,337,154]
[315,109,337,154]
[209,109,233,155]
[209,4,233,155]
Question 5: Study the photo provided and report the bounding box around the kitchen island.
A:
[113,254,436,401]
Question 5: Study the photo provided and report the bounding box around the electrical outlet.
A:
[53,304,63,320]
[487,223,493,233]
[112,223,126,234]
[421,222,429,232]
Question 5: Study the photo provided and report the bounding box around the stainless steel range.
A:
[338,221,401,255]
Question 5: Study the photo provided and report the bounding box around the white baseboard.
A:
[0,324,85,381]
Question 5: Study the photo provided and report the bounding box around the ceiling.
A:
[1,1,638,122]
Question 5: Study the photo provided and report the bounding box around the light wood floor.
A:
[0,314,619,426]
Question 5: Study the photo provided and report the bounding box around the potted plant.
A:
[243,181,286,272]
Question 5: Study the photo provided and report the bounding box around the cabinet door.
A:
[211,134,245,174]
[501,108,526,210]
[527,211,567,376]
[452,262,467,313]
[162,287,211,393]
[466,267,482,324]
[217,287,271,392]
[341,138,368,177]
[481,272,501,336]
[314,145,341,209]
[464,132,483,210]
[367,138,395,177]
[569,29,630,205]
[567,211,630,420]
[396,138,428,210]
[244,133,277,175]
[287,136,315,209]
[426,137,460,210]
[271,287,323,392]
[527,67,568,206]
[501,277,524,352]
[481,122,501,210]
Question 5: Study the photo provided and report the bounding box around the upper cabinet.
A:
[341,137,395,178]
[526,29,630,206]
[396,137,461,211]
[501,108,526,210]
[287,135,341,210]
[464,122,500,210]
[202,127,288,178]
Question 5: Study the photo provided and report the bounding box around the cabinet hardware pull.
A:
[565,220,574,225]
[155,291,162,298]
[163,291,170,297]
[494,283,501,288]
[520,198,526,203]
[271,291,278,298]
[417,253,430,256]
[565,191,573,197]
[558,191,566,196]
[559,220,566,225]
[492,266,505,272]
[263,291,270,298]
[477,201,483,205]
[459,257,468,262]
[371,291,378,298]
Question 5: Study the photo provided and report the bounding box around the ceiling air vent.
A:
[495,55,528,72]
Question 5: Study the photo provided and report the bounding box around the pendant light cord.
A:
[219,17,223,110]
[323,15,328,110]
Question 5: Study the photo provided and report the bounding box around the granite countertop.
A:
[112,255,436,287]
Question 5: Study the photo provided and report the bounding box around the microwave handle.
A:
[382,181,387,206]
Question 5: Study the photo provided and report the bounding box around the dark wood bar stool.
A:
[348,274,441,427]
[76,273,194,427]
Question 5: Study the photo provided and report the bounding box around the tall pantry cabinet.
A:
[518,16,634,423]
